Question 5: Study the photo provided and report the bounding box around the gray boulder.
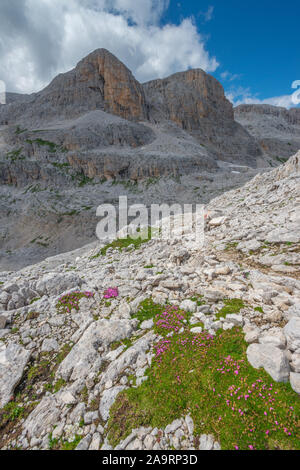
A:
[56,319,134,382]
[284,318,300,351]
[35,272,83,297]
[290,372,300,394]
[246,343,290,382]
[180,300,197,313]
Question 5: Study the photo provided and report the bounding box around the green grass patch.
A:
[60,210,79,217]
[15,126,28,135]
[275,156,289,164]
[216,299,245,320]
[189,295,206,307]
[48,432,82,450]
[0,402,25,427]
[131,298,165,328]
[44,378,66,394]
[225,242,239,251]
[254,307,264,314]
[61,434,82,450]
[23,184,45,194]
[145,177,160,188]
[107,307,300,450]
[71,172,94,187]
[51,162,71,170]
[91,227,154,258]
[5,148,25,162]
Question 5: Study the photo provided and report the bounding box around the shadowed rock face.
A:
[144,69,234,128]
[0,49,148,125]
[143,70,262,165]
[235,104,300,161]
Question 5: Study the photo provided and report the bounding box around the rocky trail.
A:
[0,152,299,451]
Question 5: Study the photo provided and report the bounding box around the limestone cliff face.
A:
[143,70,261,165]
[40,49,148,121]
[144,69,234,129]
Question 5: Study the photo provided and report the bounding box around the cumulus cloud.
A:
[0,0,218,93]
[226,85,300,109]
[80,0,170,25]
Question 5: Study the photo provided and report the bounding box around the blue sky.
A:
[0,0,299,108]
[162,0,300,107]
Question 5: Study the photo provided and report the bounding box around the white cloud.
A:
[226,85,300,109]
[220,71,242,82]
[0,0,218,93]
[203,6,214,22]
[79,0,170,25]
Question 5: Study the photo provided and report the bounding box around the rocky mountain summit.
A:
[0,48,261,181]
[0,153,299,450]
[0,49,148,124]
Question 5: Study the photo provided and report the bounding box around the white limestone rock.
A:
[290,372,300,394]
[56,319,134,382]
[99,386,126,421]
[246,343,290,382]
[180,300,197,313]
[284,318,300,352]
[0,343,31,407]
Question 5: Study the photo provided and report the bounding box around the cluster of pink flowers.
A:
[83,291,95,298]
[57,291,94,314]
[213,355,295,448]
[155,305,186,334]
[155,339,172,358]
[103,287,119,299]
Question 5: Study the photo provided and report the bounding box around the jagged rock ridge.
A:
[235,104,300,162]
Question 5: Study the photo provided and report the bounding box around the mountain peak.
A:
[38,48,148,121]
